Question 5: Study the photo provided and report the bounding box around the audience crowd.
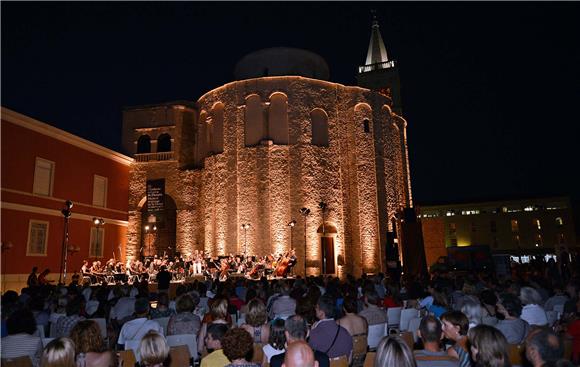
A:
[1,256,579,367]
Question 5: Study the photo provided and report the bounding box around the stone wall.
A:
[126,76,412,276]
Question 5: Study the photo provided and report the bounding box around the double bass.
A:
[275,251,291,277]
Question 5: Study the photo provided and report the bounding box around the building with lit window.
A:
[419,196,578,268]
[1,107,132,291]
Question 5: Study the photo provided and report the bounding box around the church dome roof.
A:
[234,47,330,81]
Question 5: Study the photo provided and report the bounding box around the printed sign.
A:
[146,179,165,212]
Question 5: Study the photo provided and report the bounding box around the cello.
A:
[219,258,230,282]
[275,251,291,277]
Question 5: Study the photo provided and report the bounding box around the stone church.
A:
[122,19,414,277]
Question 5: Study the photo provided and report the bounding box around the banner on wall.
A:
[146,179,165,212]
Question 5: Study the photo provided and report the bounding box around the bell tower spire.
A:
[357,13,402,114]
[365,12,390,66]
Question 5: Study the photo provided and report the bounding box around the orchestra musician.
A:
[77,248,298,284]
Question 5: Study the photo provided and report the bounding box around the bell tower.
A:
[357,15,403,115]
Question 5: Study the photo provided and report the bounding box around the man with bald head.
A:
[283,341,318,367]
[270,315,329,367]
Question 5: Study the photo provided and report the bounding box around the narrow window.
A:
[513,235,520,246]
[33,158,54,196]
[535,234,543,246]
[311,108,329,146]
[534,219,541,230]
[511,219,519,232]
[363,119,370,133]
[92,175,108,207]
[555,217,563,226]
[90,226,105,258]
[27,220,49,256]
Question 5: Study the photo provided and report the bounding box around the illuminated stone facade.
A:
[123,74,412,276]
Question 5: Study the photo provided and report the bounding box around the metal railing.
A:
[134,151,174,162]
[358,60,396,73]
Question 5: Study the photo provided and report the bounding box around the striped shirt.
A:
[1,333,43,367]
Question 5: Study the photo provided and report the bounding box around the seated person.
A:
[358,290,388,326]
[167,294,201,336]
[414,315,458,367]
[138,331,169,367]
[283,341,318,367]
[308,295,352,359]
[201,323,230,367]
[1,309,43,366]
[270,315,329,367]
[221,327,259,367]
[375,335,416,367]
[41,337,76,367]
[70,320,114,367]
[262,319,286,364]
[117,298,162,349]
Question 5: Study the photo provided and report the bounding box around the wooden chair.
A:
[251,343,265,364]
[399,331,414,350]
[363,352,376,367]
[329,355,349,367]
[563,338,573,361]
[1,357,33,367]
[352,334,368,367]
[507,344,523,366]
[399,308,419,331]
[118,350,137,367]
[169,345,191,367]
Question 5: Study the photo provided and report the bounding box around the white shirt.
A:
[262,344,285,362]
[110,297,136,320]
[521,304,548,326]
[118,318,163,345]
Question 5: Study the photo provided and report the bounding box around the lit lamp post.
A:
[299,207,311,276]
[59,200,73,285]
[241,223,251,256]
[93,217,105,257]
[2,241,14,290]
[144,224,157,259]
[287,220,297,251]
[318,202,329,274]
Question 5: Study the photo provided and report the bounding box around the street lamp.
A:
[59,200,73,284]
[287,220,297,251]
[241,223,251,256]
[93,217,105,258]
[2,241,13,290]
[144,224,157,260]
[299,208,311,275]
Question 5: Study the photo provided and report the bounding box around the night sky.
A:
[2,2,579,205]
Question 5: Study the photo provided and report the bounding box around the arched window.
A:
[363,119,370,133]
[311,108,329,146]
[137,135,151,153]
[269,93,288,144]
[555,217,564,226]
[211,102,224,154]
[245,95,264,146]
[157,133,172,152]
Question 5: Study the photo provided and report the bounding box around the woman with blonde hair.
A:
[240,298,270,344]
[197,297,230,355]
[468,324,510,367]
[70,320,114,367]
[41,337,76,367]
[138,331,169,367]
[374,335,416,367]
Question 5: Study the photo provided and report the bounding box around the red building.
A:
[1,107,132,292]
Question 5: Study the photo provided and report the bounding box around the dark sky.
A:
[2,2,579,205]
